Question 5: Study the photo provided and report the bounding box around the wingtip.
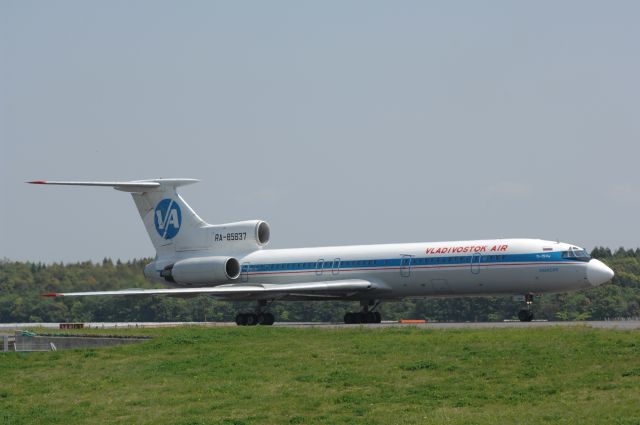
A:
[28,180,48,184]
[42,293,63,297]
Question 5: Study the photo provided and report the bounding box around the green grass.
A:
[1,326,639,424]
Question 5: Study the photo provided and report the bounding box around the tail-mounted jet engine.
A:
[210,220,271,249]
[160,256,241,286]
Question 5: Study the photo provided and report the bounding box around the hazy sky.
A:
[2,1,639,263]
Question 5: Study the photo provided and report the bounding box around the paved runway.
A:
[275,320,640,330]
[1,320,639,330]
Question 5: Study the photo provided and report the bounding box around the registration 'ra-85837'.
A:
[214,232,247,242]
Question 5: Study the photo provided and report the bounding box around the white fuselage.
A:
[152,238,608,300]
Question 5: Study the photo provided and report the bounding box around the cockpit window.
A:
[561,249,591,262]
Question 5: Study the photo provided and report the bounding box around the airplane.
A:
[29,178,614,325]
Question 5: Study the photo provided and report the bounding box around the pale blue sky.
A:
[2,1,639,262]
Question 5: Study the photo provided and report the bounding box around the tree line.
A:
[1,247,639,323]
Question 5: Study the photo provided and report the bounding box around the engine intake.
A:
[256,221,270,246]
[161,256,240,286]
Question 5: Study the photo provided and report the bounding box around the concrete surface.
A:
[1,320,639,331]
[13,332,149,352]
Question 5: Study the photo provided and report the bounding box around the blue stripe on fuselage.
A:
[245,251,583,274]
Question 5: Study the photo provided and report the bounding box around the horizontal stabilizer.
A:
[27,179,199,193]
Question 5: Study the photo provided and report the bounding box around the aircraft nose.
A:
[587,259,614,286]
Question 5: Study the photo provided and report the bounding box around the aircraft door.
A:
[471,253,481,274]
[332,258,341,275]
[316,259,324,276]
[400,255,412,278]
[241,262,250,282]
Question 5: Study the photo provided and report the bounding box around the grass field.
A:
[1,326,639,424]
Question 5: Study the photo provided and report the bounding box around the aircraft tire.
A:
[258,313,275,326]
[344,312,355,324]
[264,313,275,325]
[235,313,247,326]
[518,309,534,322]
[246,313,258,326]
[365,312,376,323]
[374,312,382,323]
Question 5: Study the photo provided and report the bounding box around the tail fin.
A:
[28,179,210,255]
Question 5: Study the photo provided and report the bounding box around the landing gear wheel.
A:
[245,313,258,326]
[265,313,275,325]
[235,313,247,326]
[344,312,355,324]
[518,309,534,322]
[235,300,276,326]
[258,313,275,326]
[344,309,382,324]
[344,300,384,324]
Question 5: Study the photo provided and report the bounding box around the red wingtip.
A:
[42,293,63,297]
[28,180,48,184]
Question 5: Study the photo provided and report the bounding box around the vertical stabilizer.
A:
[129,180,210,254]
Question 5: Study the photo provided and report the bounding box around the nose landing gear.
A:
[517,293,535,322]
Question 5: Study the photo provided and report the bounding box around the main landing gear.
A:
[344,300,382,324]
[517,293,535,322]
[235,300,275,326]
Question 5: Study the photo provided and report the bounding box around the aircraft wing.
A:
[43,279,375,300]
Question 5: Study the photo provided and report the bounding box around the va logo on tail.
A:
[154,199,182,240]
